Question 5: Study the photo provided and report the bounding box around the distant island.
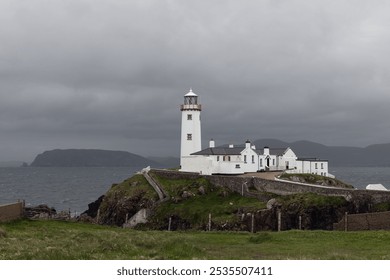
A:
[29,149,162,167]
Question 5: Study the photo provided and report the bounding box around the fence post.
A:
[299,215,302,230]
[251,213,255,233]
[168,216,172,231]
[344,212,348,232]
[208,213,212,231]
[96,209,100,224]
[125,213,128,224]
[277,209,282,232]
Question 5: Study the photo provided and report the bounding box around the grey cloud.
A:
[1,0,390,161]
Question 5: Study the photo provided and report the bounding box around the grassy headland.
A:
[88,171,368,231]
[1,219,390,259]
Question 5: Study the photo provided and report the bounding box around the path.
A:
[140,166,169,202]
[239,172,283,180]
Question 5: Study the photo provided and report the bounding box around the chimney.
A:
[209,139,215,148]
[264,146,270,156]
[245,140,251,149]
[229,144,234,148]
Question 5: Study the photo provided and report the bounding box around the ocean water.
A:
[0,166,140,214]
[1,166,390,215]
[330,167,390,189]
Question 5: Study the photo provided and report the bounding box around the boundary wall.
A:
[334,211,390,231]
[0,201,24,222]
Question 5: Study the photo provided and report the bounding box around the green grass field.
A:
[1,219,390,260]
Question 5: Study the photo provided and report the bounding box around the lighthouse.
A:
[180,89,202,168]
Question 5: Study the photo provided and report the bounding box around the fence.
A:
[0,201,24,222]
[333,211,390,231]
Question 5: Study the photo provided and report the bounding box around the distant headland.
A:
[29,149,160,167]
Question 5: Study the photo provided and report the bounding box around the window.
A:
[321,163,324,169]
[217,156,220,161]
[315,163,318,169]
[252,155,255,163]
[187,114,192,120]
[235,164,241,169]
[228,156,231,161]
[260,159,263,166]
[187,134,192,140]
[244,155,247,163]
[272,159,275,165]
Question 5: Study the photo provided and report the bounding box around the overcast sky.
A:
[1,0,390,161]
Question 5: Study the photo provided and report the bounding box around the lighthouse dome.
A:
[184,89,198,97]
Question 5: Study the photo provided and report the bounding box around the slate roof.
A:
[191,147,244,156]
[297,157,328,162]
[191,146,289,156]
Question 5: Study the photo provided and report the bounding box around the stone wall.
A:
[0,201,24,222]
[334,211,390,231]
[151,169,390,203]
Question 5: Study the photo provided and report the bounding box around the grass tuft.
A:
[0,227,6,238]
[248,232,273,244]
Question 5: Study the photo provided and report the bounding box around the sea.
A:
[0,166,141,215]
[1,166,390,215]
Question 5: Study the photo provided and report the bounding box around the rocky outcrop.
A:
[83,195,105,218]
[24,204,57,219]
[122,208,151,228]
[24,204,72,220]
[83,169,390,231]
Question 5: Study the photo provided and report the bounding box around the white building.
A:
[179,89,330,176]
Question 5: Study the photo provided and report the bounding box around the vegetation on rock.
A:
[83,170,389,231]
[96,175,159,226]
[147,173,267,230]
[279,173,354,188]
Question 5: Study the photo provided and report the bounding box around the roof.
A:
[191,146,289,156]
[184,89,198,97]
[366,184,388,191]
[191,147,244,156]
[297,158,328,162]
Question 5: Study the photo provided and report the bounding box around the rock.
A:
[181,191,194,199]
[24,204,57,219]
[123,208,150,228]
[78,213,95,223]
[266,198,280,209]
[198,186,206,195]
[83,195,105,218]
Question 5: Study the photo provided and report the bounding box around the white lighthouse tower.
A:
[180,89,202,168]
